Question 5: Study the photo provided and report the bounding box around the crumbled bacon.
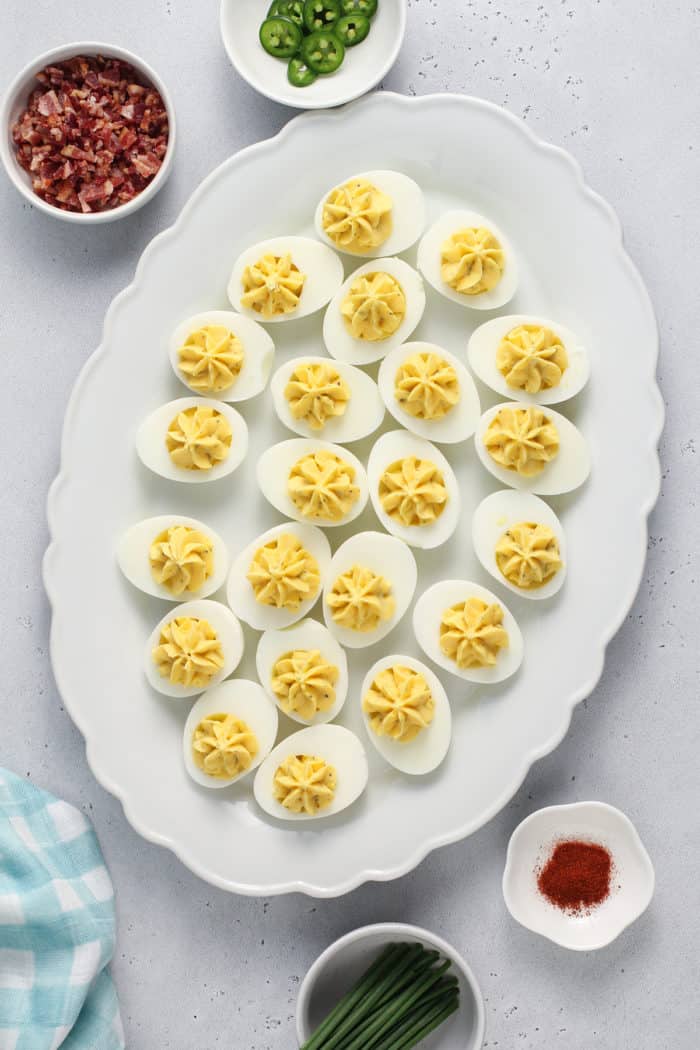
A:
[11,54,169,214]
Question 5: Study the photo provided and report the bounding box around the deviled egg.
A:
[144,599,244,699]
[169,311,275,402]
[253,724,368,822]
[417,209,518,311]
[117,514,229,601]
[323,257,426,366]
[378,341,481,444]
[475,402,590,495]
[367,430,460,550]
[413,580,524,684]
[270,356,384,443]
[322,531,417,650]
[467,315,590,404]
[256,618,348,725]
[257,439,368,528]
[227,522,331,631]
[314,170,426,258]
[136,397,248,484]
[360,655,452,775]
[183,680,278,789]
[227,236,343,324]
[472,490,567,600]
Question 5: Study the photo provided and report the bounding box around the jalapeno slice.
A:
[340,0,378,16]
[259,16,303,58]
[303,0,342,32]
[335,12,370,45]
[288,56,318,87]
[270,0,305,26]
[301,29,345,73]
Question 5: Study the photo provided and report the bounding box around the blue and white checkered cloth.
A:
[0,769,124,1050]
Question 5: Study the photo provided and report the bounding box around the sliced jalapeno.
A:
[259,17,302,58]
[341,0,378,16]
[335,12,370,45]
[303,0,342,33]
[273,0,305,26]
[301,29,345,73]
[288,56,318,87]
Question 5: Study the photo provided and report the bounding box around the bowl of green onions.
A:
[296,923,485,1049]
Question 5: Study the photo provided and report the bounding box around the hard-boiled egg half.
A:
[183,680,278,789]
[367,430,460,550]
[360,655,452,776]
[227,522,331,631]
[413,580,524,684]
[117,514,229,601]
[417,209,518,311]
[472,490,567,600]
[256,618,348,725]
[322,531,417,650]
[270,355,384,443]
[136,397,248,484]
[227,236,343,324]
[253,724,368,822]
[378,341,481,444]
[257,438,368,528]
[169,311,274,402]
[144,599,244,699]
[314,170,426,258]
[467,315,590,404]
[475,402,590,495]
[323,257,426,366]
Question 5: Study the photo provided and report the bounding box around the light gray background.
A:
[1,1,697,1046]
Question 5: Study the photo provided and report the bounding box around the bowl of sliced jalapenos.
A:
[220,0,406,109]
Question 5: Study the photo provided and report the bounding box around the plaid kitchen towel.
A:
[0,768,124,1050]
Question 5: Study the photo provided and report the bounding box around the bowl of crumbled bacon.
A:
[1,42,175,222]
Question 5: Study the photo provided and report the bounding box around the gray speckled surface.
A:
[1,1,697,1046]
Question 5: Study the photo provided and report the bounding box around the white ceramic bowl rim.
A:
[0,40,176,223]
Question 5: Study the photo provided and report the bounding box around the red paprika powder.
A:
[537,839,613,913]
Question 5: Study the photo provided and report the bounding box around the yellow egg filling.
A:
[496,324,568,393]
[341,271,406,342]
[440,599,509,669]
[271,649,339,720]
[363,665,435,743]
[322,178,393,254]
[177,324,244,394]
[149,525,214,597]
[247,533,320,610]
[379,456,448,527]
[484,406,560,477]
[288,450,359,522]
[394,352,460,420]
[327,564,395,633]
[241,253,306,318]
[441,227,505,296]
[284,361,350,431]
[273,754,337,815]
[166,405,232,472]
[192,713,258,779]
[495,522,562,590]
[152,616,224,688]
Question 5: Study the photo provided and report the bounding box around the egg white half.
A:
[226,522,332,631]
[270,355,385,443]
[117,514,229,601]
[253,724,368,822]
[257,438,369,528]
[136,397,249,484]
[413,579,524,684]
[183,680,279,789]
[144,599,244,698]
[314,170,426,258]
[256,618,349,725]
[169,311,275,402]
[472,490,567,600]
[417,209,519,311]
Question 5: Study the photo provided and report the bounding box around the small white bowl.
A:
[297,922,485,1048]
[220,0,407,111]
[0,42,176,223]
[502,801,655,952]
